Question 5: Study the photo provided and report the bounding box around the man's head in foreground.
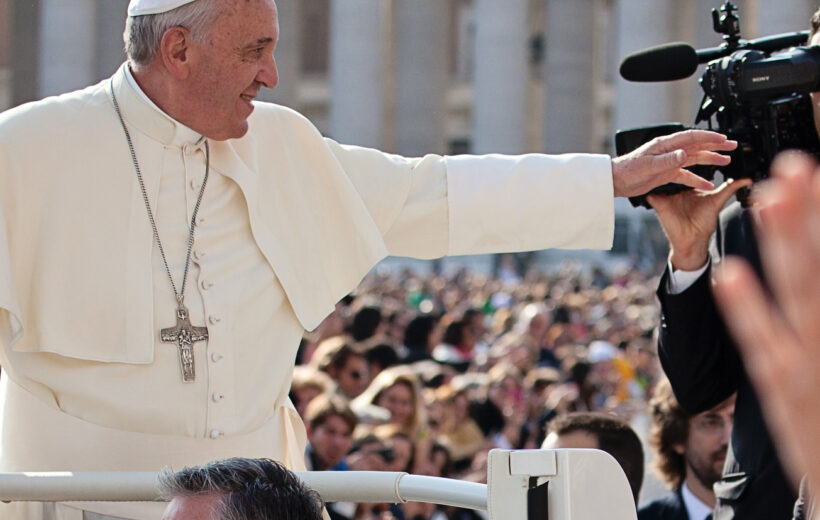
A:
[542,412,644,505]
[159,457,324,520]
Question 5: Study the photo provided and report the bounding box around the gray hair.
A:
[124,0,227,66]
[157,457,324,520]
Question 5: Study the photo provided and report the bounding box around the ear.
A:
[672,442,685,455]
[159,26,194,80]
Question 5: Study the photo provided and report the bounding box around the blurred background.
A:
[0,0,817,273]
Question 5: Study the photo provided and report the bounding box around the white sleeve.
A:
[666,258,710,294]
[328,139,615,258]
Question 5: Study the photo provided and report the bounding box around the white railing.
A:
[0,449,639,520]
[0,471,486,509]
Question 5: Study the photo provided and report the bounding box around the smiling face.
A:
[377,382,415,428]
[309,414,354,470]
[183,0,279,140]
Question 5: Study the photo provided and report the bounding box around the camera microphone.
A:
[619,43,699,82]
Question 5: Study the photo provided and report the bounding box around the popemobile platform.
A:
[0,449,637,519]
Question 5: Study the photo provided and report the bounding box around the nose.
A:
[257,53,278,90]
[720,418,733,444]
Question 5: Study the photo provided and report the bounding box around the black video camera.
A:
[616,0,820,209]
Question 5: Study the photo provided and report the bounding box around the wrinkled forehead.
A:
[208,0,279,43]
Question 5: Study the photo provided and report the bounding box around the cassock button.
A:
[183,144,192,155]
[190,179,201,191]
[196,215,205,225]
[209,315,221,325]
[201,279,214,290]
[212,392,223,402]
[211,352,223,362]
[194,250,206,260]
[209,429,222,439]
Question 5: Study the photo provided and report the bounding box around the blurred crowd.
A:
[290,256,666,520]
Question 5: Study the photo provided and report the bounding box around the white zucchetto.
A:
[128,0,199,16]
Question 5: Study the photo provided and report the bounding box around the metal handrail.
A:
[0,471,488,511]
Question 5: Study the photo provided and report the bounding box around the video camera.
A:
[616,0,820,208]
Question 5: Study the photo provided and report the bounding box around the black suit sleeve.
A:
[656,264,743,414]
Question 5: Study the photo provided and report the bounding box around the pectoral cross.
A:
[161,305,209,383]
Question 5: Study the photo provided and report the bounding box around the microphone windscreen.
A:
[619,43,699,82]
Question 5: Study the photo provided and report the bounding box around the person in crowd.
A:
[514,303,556,368]
[639,379,735,520]
[364,343,400,380]
[350,306,386,344]
[290,365,335,417]
[400,314,441,364]
[432,318,477,372]
[304,394,358,472]
[352,366,426,436]
[713,152,820,520]
[541,412,645,506]
[317,341,371,400]
[302,394,359,520]
[158,457,323,520]
[427,384,485,467]
[651,12,820,517]
[0,1,738,517]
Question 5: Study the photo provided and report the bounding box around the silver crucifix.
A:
[161,305,209,383]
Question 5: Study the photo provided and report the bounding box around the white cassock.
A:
[0,63,614,519]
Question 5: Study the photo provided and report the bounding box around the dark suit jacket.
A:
[638,488,689,520]
[657,202,796,520]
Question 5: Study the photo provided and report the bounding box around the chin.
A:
[212,123,250,141]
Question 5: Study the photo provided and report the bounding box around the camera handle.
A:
[713,1,741,50]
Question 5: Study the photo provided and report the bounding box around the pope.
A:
[0,0,735,518]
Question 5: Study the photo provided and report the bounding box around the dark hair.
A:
[403,315,437,350]
[157,458,324,520]
[366,343,399,371]
[304,393,358,432]
[549,412,644,504]
[324,343,364,372]
[351,306,383,342]
[647,379,689,489]
[442,320,466,346]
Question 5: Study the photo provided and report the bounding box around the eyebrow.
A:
[243,37,275,50]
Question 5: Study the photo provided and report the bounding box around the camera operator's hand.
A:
[648,177,753,271]
[713,152,820,491]
[611,129,736,198]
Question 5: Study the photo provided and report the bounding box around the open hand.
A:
[612,129,737,198]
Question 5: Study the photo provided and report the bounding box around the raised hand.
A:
[648,177,753,271]
[713,152,820,491]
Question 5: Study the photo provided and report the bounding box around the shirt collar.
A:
[681,480,714,520]
[114,63,204,148]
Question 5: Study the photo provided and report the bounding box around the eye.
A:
[243,48,265,62]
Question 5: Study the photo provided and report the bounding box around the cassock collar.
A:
[113,63,204,148]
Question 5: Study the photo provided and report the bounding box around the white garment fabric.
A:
[0,63,615,518]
